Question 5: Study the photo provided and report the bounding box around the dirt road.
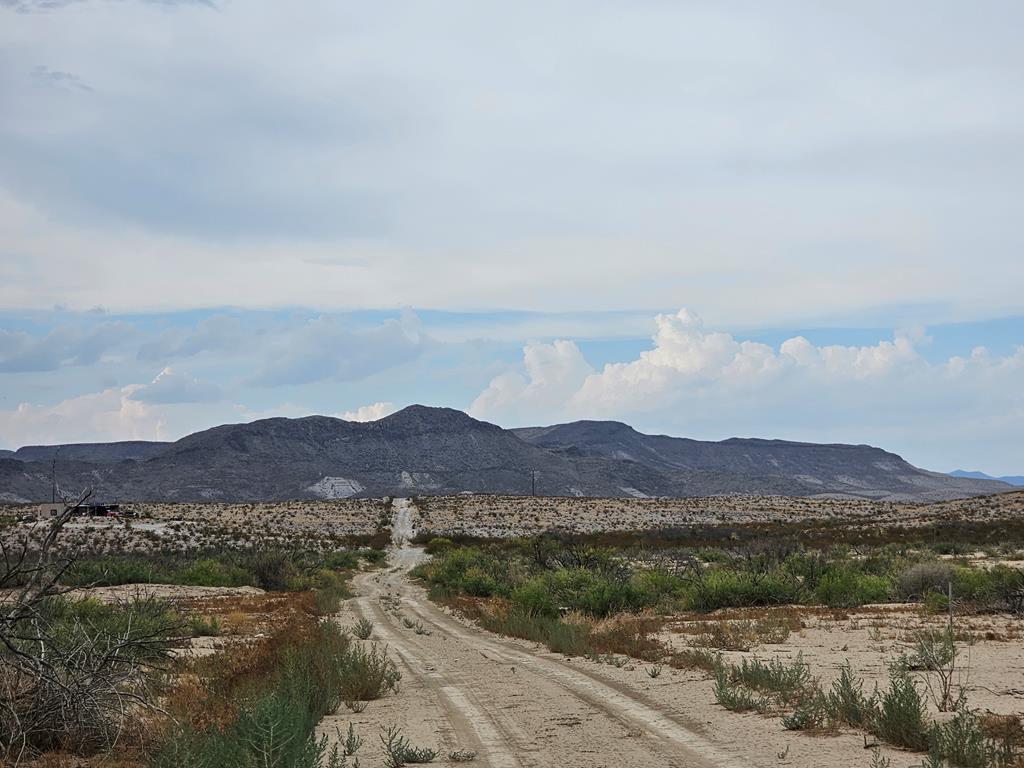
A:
[325,499,915,768]
[343,497,749,768]
[389,496,417,546]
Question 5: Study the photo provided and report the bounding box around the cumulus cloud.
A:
[0,382,280,448]
[568,309,923,413]
[0,386,164,446]
[469,340,593,424]
[0,321,131,372]
[469,308,1024,472]
[128,367,222,404]
[341,401,395,422]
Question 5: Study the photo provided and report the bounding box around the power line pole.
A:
[531,470,536,496]
[51,448,59,504]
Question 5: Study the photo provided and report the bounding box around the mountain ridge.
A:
[949,469,1024,487]
[0,406,1010,503]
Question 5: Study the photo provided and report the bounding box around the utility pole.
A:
[531,470,536,496]
[51,448,59,504]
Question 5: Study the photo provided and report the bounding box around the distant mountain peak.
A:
[949,469,1024,486]
[0,408,1013,502]
[376,405,498,433]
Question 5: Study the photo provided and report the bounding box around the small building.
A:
[29,502,127,520]
[34,503,62,519]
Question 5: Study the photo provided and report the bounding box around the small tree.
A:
[0,491,177,763]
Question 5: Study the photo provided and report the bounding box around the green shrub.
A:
[424,537,454,554]
[511,579,558,618]
[381,725,437,767]
[338,642,402,702]
[352,618,374,640]
[461,567,498,597]
[926,707,990,768]
[730,654,813,704]
[782,693,828,731]
[479,608,591,656]
[150,619,393,768]
[922,590,950,614]
[874,662,930,752]
[684,568,802,611]
[713,665,769,713]
[826,662,878,730]
[188,614,221,637]
[813,569,891,608]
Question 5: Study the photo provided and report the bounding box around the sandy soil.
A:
[66,583,265,603]
[658,604,1024,718]
[314,546,961,767]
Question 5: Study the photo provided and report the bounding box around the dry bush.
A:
[1,493,177,764]
[688,616,793,651]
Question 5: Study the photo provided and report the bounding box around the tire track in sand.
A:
[351,582,524,768]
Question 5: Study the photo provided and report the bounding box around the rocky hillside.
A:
[0,406,1010,503]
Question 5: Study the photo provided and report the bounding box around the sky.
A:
[0,1,1022,475]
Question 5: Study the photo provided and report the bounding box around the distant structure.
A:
[31,502,127,520]
[34,503,62,519]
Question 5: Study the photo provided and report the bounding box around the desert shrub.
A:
[874,662,930,752]
[310,570,351,615]
[691,616,792,651]
[908,626,961,712]
[926,706,990,768]
[923,590,951,614]
[63,548,377,592]
[249,551,298,591]
[953,566,1024,614]
[179,558,252,588]
[977,713,1024,766]
[586,613,663,661]
[479,606,591,656]
[424,537,454,554]
[667,647,720,672]
[826,662,878,729]
[189,614,222,637]
[381,725,438,767]
[730,654,813,704]
[897,562,954,600]
[629,568,686,608]
[352,618,374,640]
[510,579,559,618]
[813,569,891,608]
[782,692,829,731]
[338,642,402,702]
[152,619,393,768]
[684,568,802,611]
[460,567,498,597]
[713,665,769,713]
[1,595,177,758]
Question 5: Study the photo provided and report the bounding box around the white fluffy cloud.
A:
[569,309,923,414]
[0,386,165,446]
[470,340,594,424]
[471,308,1024,472]
[341,401,395,422]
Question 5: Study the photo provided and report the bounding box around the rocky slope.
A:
[0,406,1010,503]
